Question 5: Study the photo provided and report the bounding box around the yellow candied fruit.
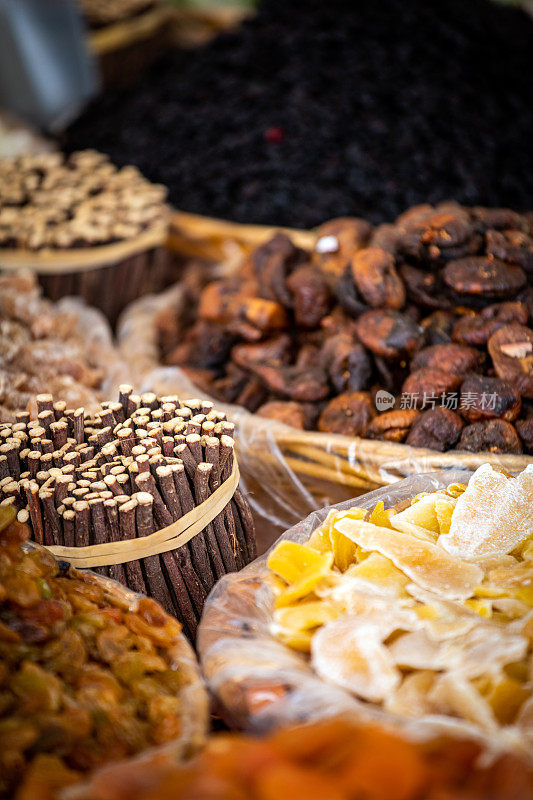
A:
[443,482,467,498]
[267,541,330,584]
[473,585,507,599]
[483,677,529,725]
[275,601,341,634]
[464,599,492,619]
[366,501,392,529]
[410,492,430,504]
[276,629,314,653]
[345,552,409,597]
[434,496,455,536]
[514,585,533,607]
[519,537,533,560]
[415,604,439,621]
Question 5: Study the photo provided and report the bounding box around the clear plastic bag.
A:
[197,470,473,736]
[118,285,531,551]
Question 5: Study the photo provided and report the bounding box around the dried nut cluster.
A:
[0,150,168,250]
[0,272,106,422]
[160,202,533,454]
[81,0,157,26]
[0,505,192,799]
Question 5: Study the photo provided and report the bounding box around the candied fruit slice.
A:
[268,541,332,584]
[390,493,443,542]
[344,553,409,597]
[311,614,402,701]
[385,670,437,718]
[334,518,483,600]
[439,464,533,559]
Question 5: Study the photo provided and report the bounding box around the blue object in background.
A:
[0,0,99,132]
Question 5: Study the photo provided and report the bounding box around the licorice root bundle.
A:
[0,387,256,639]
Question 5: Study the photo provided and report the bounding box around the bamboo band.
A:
[0,225,168,273]
[47,461,240,568]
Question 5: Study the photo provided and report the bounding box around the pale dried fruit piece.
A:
[439,464,533,559]
[389,630,447,670]
[435,494,457,536]
[334,518,483,600]
[428,673,498,733]
[389,493,443,542]
[311,614,401,702]
[344,553,409,597]
[385,670,436,718]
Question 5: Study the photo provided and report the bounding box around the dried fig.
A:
[472,207,526,231]
[458,419,523,454]
[406,407,464,451]
[318,392,375,436]
[368,223,399,255]
[411,343,483,377]
[400,263,449,309]
[320,333,372,393]
[488,324,533,399]
[286,264,333,328]
[314,217,372,281]
[485,229,533,274]
[401,369,462,408]
[451,302,529,347]
[165,321,236,371]
[350,247,405,309]
[231,335,291,371]
[355,310,422,359]
[459,375,521,423]
[365,409,420,442]
[443,257,526,299]
[254,362,329,402]
[256,401,307,429]
[252,232,306,307]
[235,378,268,412]
[336,264,368,317]
[516,418,533,454]
[420,310,457,346]
[198,278,256,323]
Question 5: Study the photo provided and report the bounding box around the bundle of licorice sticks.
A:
[0,386,255,638]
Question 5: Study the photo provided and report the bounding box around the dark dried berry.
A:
[406,407,464,451]
[443,257,526,299]
[488,324,533,399]
[257,401,307,429]
[287,265,333,328]
[459,375,521,423]
[355,309,422,359]
[458,419,523,454]
[411,343,482,377]
[516,418,533,454]
[402,369,462,408]
[336,264,368,317]
[472,207,527,231]
[235,378,269,412]
[350,247,405,309]
[252,232,305,307]
[365,409,420,442]
[318,391,375,436]
[368,224,399,255]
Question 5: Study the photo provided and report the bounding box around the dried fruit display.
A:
[0,389,255,639]
[157,203,533,455]
[264,464,533,752]
[0,272,126,423]
[0,505,207,800]
[198,467,533,758]
[73,718,533,800]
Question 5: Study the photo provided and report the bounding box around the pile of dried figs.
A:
[157,202,533,455]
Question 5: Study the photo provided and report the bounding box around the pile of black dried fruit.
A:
[155,201,533,455]
[64,0,533,228]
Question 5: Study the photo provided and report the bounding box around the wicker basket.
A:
[0,225,169,326]
[168,209,317,261]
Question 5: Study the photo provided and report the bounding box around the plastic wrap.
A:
[118,284,531,550]
[0,270,131,420]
